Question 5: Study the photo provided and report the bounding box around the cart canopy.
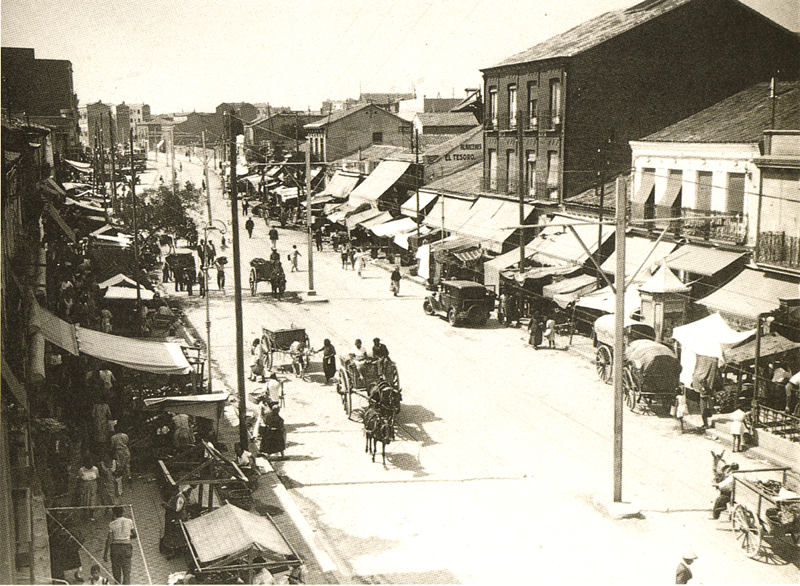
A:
[143,392,229,420]
[625,339,681,391]
[183,504,298,565]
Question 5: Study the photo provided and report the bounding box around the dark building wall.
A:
[215,102,259,123]
[116,103,131,144]
[87,102,113,149]
[325,107,411,160]
[2,48,75,117]
[174,113,223,146]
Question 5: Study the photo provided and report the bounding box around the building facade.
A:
[86,101,113,150]
[481,0,800,205]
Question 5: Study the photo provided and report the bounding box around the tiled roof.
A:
[641,81,800,143]
[416,112,478,127]
[486,0,694,69]
[425,162,482,195]
[361,92,415,102]
[305,103,376,128]
[564,176,622,213]
[334,144,413,164]
[423,126,483,157]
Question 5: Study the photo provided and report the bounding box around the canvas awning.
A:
[370,217,418,237]
[632,171,655,218]
[400,189,438,217]
[65,159,93,172]
[359,211,393,229]
[2,357,28,411]
[723,333,800,365]
[543,274,599,307]
[454,248,483,263]
[671,313,754,360]
[663,244,746,277]
[697,267,800,322]
[346,208,385,230]
[574,285,642,317]
[75,326,192,374]
[43,201,78,243]
[484,242,538,290]
[183,504,299,567]
[655,173,682,218]
[455,198,535,254]
[348,160,411,206]
[395,224,433,249]
[600,235,676,285]
[104,286,155,300]
[144,392,229,420]
[422,195,476,232]
[322,171,361,199]
[638,263,690,294]
[99,274,139,289]
[529,214,614,267]
[29,301,79,355]
[501,264,577,286]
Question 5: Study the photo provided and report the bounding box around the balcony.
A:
[756,231,800,270]
[634,208,747,246]
[480,177,556,203]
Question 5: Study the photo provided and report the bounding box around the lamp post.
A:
[202,220,226,394]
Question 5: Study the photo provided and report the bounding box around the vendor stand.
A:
[180,503,303,584]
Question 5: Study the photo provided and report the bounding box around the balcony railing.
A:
[756,231,800,269]
[633,207,747,246]
[480,177,558,202]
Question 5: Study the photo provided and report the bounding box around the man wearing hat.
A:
[784,370,800,415]
[675,552,696,584]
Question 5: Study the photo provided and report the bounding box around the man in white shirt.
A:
[350,339,368,381]
[103,507,136,584]
[785,371,800,414]
[262,372,282,407]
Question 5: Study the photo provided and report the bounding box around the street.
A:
[161,153,799,584]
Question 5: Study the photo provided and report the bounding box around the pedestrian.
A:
[100,305,113,333]
[528,314,543,348]
[249,338,265,382]
[262,372,283,407]
[675,390,689,432]
[160,487,191,560]
[245,217,255,238]
[544,318,557,348]
[221,235,227,250]
[111,431,131,497]
[98,366,115,394]
[390,266,401,296]
[729,407,747,452]
[91,394,113,459]
[171,412,195,450]
[269,226,279,250]
[215,258,226,291]
[174,263,184,292]
[290,245,301,272]
[341,246,349,269]
[784,370,800,414]
[348,246,356,270]
[207,240,216,264]
[50,519,84,584]
[270,248,281,263]
[498,293,508,325]
[103,506,137,585]
[699,385,714,429]
[321,339,336,384]
[712,462,739,519]
[243,199,249,216]
[87,563,109,585]
[184,266,195,296]
[162,260,171,283]
[97,453,118,512]
[259,404,286,459]
[314,229,323,252]
[198,268,206,297]
[675,552,697,584]
[356,251,366,277]
[77,457,99,522]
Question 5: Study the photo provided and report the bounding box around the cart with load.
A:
[728,466,800,558]
[622,339,681,413]
[261,326,310,379]
[592,314,656,384]
[336,354,400,418]
[249,258,285,296]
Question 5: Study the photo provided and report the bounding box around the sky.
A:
[2,0,798,115]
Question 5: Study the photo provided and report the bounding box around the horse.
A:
[711,450,728,483]
[368,380,402,419]
[362,405,393,464]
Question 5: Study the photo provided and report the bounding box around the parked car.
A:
[423,280,494,327]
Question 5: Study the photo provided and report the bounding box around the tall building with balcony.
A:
[480,0,799,205]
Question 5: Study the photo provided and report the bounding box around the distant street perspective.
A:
[3,0,800,585]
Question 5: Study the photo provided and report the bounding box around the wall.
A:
[2,48,75,117]
[425,131,483,183]
[325,106,410,161]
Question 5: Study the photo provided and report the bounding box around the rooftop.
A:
[424,126,483,158]
[416,112,479,128]
[640,81,800,143]
[306,103,401,129]
[425,162,482,195]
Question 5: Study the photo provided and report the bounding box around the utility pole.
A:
[202,130,214,395]
[517,109,526,273]
[226,111,249,450]
[613,175,627,502]
[109,112,117,212]
[130,129,141,313]
[415,129,420,242]
[306,144,315,295]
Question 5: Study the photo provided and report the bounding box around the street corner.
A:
[590,493,643,520]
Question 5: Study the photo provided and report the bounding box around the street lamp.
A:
[202,219,226,394]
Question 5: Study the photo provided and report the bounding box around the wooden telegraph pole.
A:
[109,112,117,212]
[613,176,627,502]
[306,142,315,295]
[517,110,526,273]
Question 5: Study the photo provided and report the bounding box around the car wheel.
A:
[448,307,458,326]
[423,299,435,315]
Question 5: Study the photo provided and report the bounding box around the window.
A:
[488,86,498,127]
[508,84,517,128]
[372,132,383,144]
[549,78,562,127]
[528,81,538,129]
[506,149,516,193]
[546,150,560,200]
[696,171,712,211]
[526,151,537,197]
[488,149,497,190]
[726,173,745,213]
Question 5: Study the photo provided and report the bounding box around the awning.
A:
[663,244,746,277]
[655,172,682,218]
[543,274,598,306]
[65,159,93,172]
[348,160,411,206]
[346,208,384,230]
[400,189,438,217]
[454,248,483,263]
[370,217,418,237]
[422,195,476,232]
[395,224,433,250]
[275,186,300,202]
[2,357,28,411]
[359,211,393,229]
[697,267,800,321]
[104,286,155,300]
[143,392,229,420]
[529,213,614,267]
[75,326,192,374]
[723,333,800,365]
[484,242,538,290]
[456,198,535,254]
[632,171,655,218]
[501,264,577,286]
[43,201,78,243]
[600,235,676,285]
[671,313,754,360]
[183,503,299,567]
[98,273,139,289]
[638,263,690,294]
[574,285,642,317]
[29,301,79,355]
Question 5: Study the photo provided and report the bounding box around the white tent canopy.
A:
[671,313,754,360]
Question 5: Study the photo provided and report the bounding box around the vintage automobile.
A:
[423,280,494,327]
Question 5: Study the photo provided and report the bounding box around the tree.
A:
[117,183,200,254]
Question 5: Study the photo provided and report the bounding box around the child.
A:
[544,318,557,348]
[675,390,689,432]
[88,564,109,584]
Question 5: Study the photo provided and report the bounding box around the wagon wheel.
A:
[382,360,400,390]
[249,268,257,296]
[448,307,458,326]
[595,346,612,384]
[336,369,350,411]
[423,299,435,316]
[623,368,637,411]
[263,336,274,370]
[732,504,762,558]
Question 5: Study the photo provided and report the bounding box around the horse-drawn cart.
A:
[336,356,400,418]
[593,314,656,384]
[249,258,285,296]
[729,467,800,558]
[622,339,681,413]
[261,327,310,377]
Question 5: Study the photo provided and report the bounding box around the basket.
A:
[765,506,800,535]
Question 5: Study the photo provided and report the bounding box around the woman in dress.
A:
[97,453,118,513]
[321,339,337,385]
[77,457,99,521]
[259,404,286,459]
[111,430,131,497]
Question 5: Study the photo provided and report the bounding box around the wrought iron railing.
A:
[756,231,800,269]
[633,208,747,246]
[755,404,800,443]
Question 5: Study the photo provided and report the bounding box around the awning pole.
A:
[613,176,627,503]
